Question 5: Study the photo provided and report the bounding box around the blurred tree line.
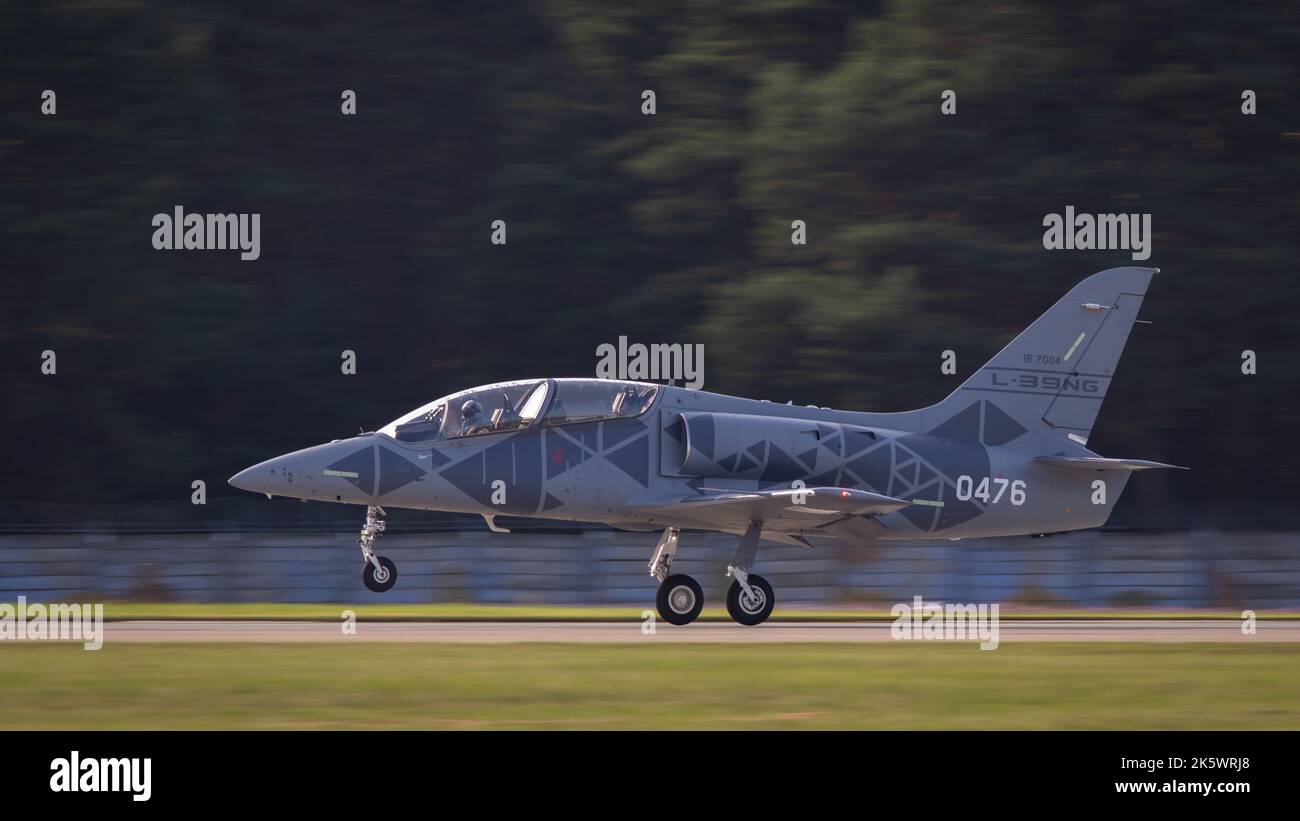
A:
[2,0,1297,528]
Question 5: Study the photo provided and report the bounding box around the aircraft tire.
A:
[656,574,704,625]
[726,574,775,626]
[362,556,398,593]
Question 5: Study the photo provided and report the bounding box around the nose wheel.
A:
[357,505,398,593]
[363,555,398,593]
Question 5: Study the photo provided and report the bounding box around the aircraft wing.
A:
[627,486,910,539]
[1034,456,1188,471]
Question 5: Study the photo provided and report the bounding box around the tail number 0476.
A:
[955,476,1026,505]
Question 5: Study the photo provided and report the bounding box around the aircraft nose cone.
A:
[228,464,268,493]
[227,437,379,502]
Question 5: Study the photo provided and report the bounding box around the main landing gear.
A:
[358,505,398,593]
[724,521,775,626]
[648,522,776,626]
[649,528,703,625]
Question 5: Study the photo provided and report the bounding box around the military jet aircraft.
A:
[230,266,1182,625]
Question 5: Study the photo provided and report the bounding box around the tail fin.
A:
[923,266,1157,445]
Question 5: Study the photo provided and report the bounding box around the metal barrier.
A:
[1,530,1297,607]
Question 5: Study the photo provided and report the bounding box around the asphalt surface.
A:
[93,620,1300,643]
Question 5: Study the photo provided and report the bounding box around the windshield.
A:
[381,380,549,443]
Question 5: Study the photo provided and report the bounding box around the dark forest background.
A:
[2,0,1298,530]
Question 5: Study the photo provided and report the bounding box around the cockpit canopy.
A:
[380,379,659,444]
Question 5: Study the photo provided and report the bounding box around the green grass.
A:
[2,642,1297,729]
[90,602,1300,622]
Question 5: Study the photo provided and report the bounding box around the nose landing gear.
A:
[358,505,398,593]
[363,555,398,593]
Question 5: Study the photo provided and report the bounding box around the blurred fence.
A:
[1,529,1298,608]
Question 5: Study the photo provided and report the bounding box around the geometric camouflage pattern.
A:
[232,267,1171,547]
[261,398,1008,535]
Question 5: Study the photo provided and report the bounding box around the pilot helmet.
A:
[461,399,484,419]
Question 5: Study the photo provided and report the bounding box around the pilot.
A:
[614,385,644,416]
[459,399,491,435]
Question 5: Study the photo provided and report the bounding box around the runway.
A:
[94,619,1300,643]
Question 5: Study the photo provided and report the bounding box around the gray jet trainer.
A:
[231,266,1183,625]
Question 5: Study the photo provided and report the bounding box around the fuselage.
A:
[229,377,1126,543]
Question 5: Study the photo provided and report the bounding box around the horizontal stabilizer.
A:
[1035,456,1187,471]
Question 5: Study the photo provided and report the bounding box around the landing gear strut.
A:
[725,521,774,625]
[726,569,774,626]
[649,527,703,625]
[358,505,398,593]
[646,524,777,626]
